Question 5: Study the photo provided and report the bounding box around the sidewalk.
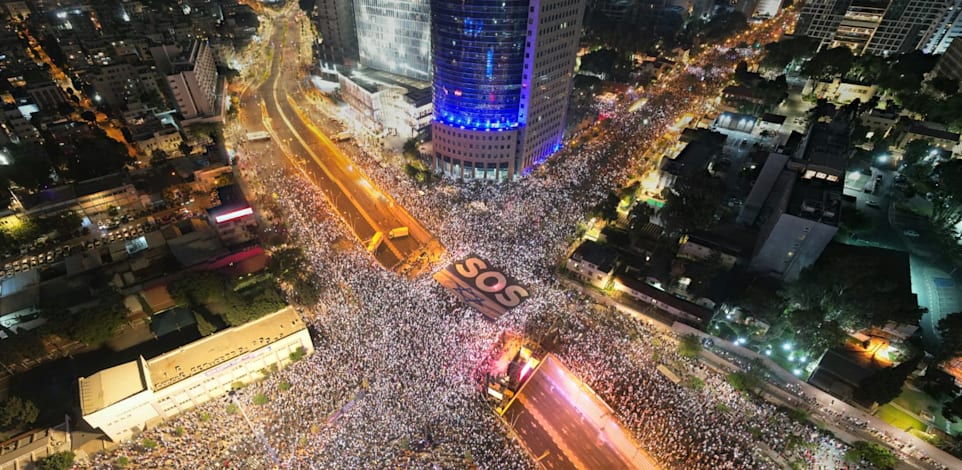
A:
[569,276,958,469]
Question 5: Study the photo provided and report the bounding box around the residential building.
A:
[613,274,715,326]
[25,81,66,111]
[353,0,432,81]
[796,0,949,56]
[0,429,72,470]
[933,37,962,81]
[88,63,142,109]
[79,307,313,442]
[165,40,220,120]
[677,232,744,269]
[431,0,587,180]
[566,240,619,288]
[134,125,185,157]
[315,0,359,66]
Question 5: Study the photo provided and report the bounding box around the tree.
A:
[784,244,924,331]
[901,139,931,167]
[845,441,897,469]
[66,297,128,346]
[402,138,418,160]
[930,76,960,96]
[677,334,702,358]
[854,356,919,406]
[761,37,817,71]
[0,396,39,429]
[727,371,760,392]
[36,451,75,470]
[590,191,621,222]
[937,312,962,358]
[659,171,727,233]
[62,129,132,180]
[942,394,962,422]
[1,143,54,191]
[193,311,218,336]
[803,47,855,80]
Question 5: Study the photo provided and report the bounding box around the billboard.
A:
[434,255,530,320]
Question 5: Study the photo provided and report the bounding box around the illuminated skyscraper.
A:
[431,0,586,180]
[354,0,432,81]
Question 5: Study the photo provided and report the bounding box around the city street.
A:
[234,6,439,271]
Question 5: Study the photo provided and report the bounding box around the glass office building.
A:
[354,0,432,81]
[431,0,529,130]
[431,0,586,180]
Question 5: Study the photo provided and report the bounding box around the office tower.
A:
[315,0,359,66]
[431,0,586,181]
[353,0,432,81]
[164,41,219,119]
[932,38,962,81]
[921,0,962,54]
[796,0,948,56]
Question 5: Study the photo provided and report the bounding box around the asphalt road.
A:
[503,356,658,470]
[236,8,437,271]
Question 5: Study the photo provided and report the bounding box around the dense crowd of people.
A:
[81,9,917,470]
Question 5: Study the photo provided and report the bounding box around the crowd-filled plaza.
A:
[78,7,939,470]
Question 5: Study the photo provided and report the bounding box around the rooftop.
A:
[571,240,618,273]
[78,360,148,415]
[146,306,304,390]
[906,121,960,142]
[662,141,717,178]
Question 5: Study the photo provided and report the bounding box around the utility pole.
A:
[229,391,279,465]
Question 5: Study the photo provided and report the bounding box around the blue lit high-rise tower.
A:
[431,0,586,180]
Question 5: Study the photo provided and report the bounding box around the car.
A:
[903,230,920,237]
[866,200,881,208]
[45,252,54,262]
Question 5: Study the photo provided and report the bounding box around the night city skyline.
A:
[0,0,961,469]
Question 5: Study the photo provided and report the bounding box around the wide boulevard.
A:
[236,5,439,272]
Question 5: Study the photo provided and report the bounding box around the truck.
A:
[333,132,353,142]
[367,231,383,253]
[387,226,409,239]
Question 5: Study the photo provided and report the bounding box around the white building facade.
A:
[79,307,314,442]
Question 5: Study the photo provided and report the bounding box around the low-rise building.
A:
[896,120,961,152]
[810,78,877,105]
[206,184,257,246]
[566,240,619,289]
[677,231,745,269]
[337,69,433,140]
[134,125,184,157]
[613,275,715,326]
[79,306,313,442]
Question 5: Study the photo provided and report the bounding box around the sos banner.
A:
[434,255,530,320]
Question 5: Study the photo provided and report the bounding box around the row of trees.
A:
[267,246,320,306]
[740,245,924,354]
[170,270,287,328]
[762,37,962,131]
[1,127,132,192]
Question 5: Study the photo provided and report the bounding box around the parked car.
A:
[903,230,920,237]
